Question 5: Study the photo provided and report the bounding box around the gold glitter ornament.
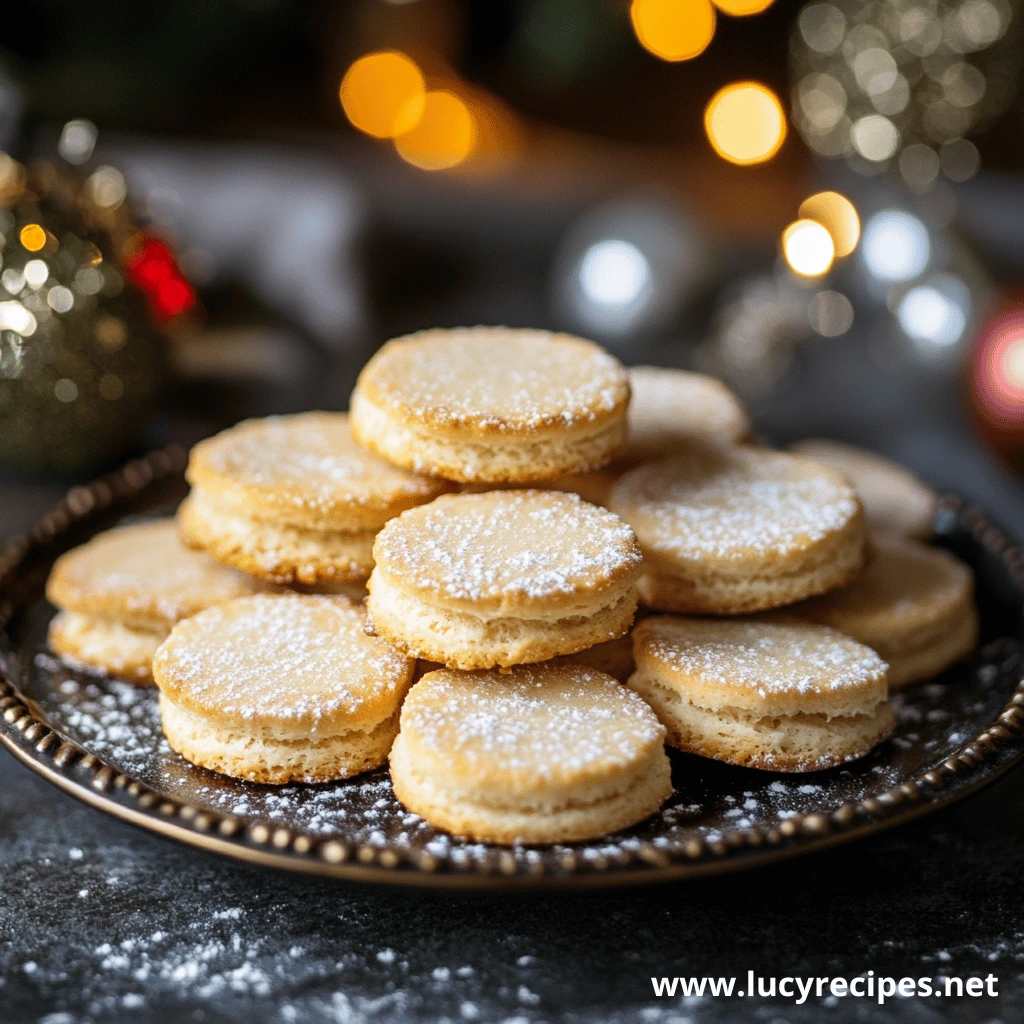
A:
[0,157,167,475]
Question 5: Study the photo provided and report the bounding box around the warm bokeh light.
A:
[340,51,426,139]
[713,0,775,14]
[460,88,524,174]
[394,91,475,171]
[798,191,860,258]
[19,224,46,252]
[782,219,835,277]
[631,0,716,62]
[971,308,1024,427]
[704,82,787,165]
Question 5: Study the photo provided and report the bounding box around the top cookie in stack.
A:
[349,326,630,483]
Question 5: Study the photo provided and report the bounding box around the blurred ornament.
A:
[790,0,1022,182]
[0,153,183,475]
[695,274,811,396]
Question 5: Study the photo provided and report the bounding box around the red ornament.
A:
[123,236,197,323]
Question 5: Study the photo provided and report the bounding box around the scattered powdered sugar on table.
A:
[22,628,1017,865]
[375,491,641,603]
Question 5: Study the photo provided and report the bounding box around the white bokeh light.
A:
[579,239,651,307]
[897,282,967,349]
[861,210,930,282]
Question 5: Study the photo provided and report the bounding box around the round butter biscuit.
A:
[46,519,268,684]
[153,593,414,783]
[350,327,630,483]
[367,490,642,669]
[609,445,866,614]
[623,366,751,465]
[793,534,978,689]
[791,439,936,540]
[390,663,673,844]
[629,615,894,772]
[181,412,449,584]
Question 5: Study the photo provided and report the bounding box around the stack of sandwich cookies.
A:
[366,489,642,669]
[609,445,866,615]
[389,664,673,843]
[793,533,978,688]
[179,412,448,585]
[153,593,414,783]
[350,327,630,483]
[46,519,268,684]
[629,615,894,771]
[791,439,936,540]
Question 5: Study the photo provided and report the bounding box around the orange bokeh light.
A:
[394,91,476,171]
[340,51,426,139]
[19,224,46,252]
[630,0,716,62]
[704,81,787,165]
[713,0,776,15]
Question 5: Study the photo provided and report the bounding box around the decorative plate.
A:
[2,446,1024,888]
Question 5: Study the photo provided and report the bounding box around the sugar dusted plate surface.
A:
[1,449,1023,887]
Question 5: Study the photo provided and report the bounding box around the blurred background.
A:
[2,0,1024,524]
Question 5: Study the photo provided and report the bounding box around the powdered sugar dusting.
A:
[154,594,412,726]
[610,447,859,560]
[374,490,641,603]
[636,617,887,699]
[49,519,266,625]
[191,412,442,513]
[403,666,664,780]
[359,328,628,431]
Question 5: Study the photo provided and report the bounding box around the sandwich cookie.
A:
[46,519,268,684]
[629,615,894,772]
[389,664,673,844]
[793,534,978,689]
[179,412,449,585]
[153,593,414,783]
[622,366,751,465]
[350,327,630,483]
[608,445,866,614]
[366,489,642,669]
[791,439,936,540]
